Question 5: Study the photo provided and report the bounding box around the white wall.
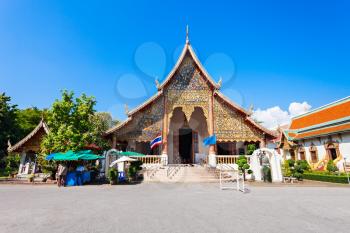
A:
[339,133,350,161]
[295,132,350,163]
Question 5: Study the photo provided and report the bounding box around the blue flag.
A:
[203,134,216,147]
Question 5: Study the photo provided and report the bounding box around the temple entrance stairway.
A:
[143,164,218,183]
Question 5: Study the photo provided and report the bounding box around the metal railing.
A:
[218,165,245,192]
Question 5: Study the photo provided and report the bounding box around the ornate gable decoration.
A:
[167,54,208,91]
[165,53,211,123]
[160,42,219,90]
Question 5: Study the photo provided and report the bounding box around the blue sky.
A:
[0,0,349,124]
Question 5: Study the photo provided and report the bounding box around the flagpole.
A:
[208,91,216,167]
[161,96,168,165]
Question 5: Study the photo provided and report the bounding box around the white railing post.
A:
[161,154,168,166]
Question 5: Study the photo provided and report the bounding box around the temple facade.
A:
[278,96,350,171]
[105,35,275,167]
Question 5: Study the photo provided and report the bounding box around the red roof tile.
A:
[290,100,350,130]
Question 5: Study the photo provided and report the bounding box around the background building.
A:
[279,96,350,170]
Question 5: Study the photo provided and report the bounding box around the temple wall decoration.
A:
[115,96,164,142]
[214,97,263,142]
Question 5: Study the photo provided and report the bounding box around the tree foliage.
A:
[41,90,107,154]
[326,160,338,173]
[0,93,19,160]
[16,107,44,139]
[284,159,310,180]
[246,143,256,155]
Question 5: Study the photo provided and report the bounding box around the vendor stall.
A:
[45,150,103,186]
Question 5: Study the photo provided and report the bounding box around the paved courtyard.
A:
[1,183,350,233]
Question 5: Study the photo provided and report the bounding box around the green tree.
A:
[16,107,45,139]
[237,155,253,181]
[0,93,19,161]
[41,90,107,154]
[246,143,256,155]
[94,112,113,131]
[286,159,309,180]
[326,160,338,173]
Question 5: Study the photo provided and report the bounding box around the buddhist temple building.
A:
[7,120,49,176]
[105,32,275,167]
[279,96,350,170]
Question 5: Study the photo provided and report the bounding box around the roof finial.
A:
[7,140,11,150]
[155,76,161,90]
[124,104,129,115]
[186,25,189,44]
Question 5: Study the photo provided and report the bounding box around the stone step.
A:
[144,165,218,183]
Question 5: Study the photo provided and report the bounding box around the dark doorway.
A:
[329,148,337,160]
[179,128,192,164]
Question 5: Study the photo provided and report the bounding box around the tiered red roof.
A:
[290,100,350,130]
[285,96,350,140]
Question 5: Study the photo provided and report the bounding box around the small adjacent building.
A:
[105,34,275,166]
[279,96,350,170]
[7,120,49,176]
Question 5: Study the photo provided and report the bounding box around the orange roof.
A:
[290,98,350,130]
[294,123,350,139]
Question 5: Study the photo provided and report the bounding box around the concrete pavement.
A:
[0,183,350,233]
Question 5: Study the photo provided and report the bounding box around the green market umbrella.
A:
[118,151,145,157]
[49,150,102,161]
[77,151,103,160]
[53,150,77,161]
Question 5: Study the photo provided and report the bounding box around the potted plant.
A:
[237,155,253,181]
[127,160,143,182]
[108,168,117,185]
[28,174,35,183]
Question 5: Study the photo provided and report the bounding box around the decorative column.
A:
[112,134,117,149]
[18,151,26,175]
[161,96,168,165]
[208,91,216,167]
[24,152,30,174]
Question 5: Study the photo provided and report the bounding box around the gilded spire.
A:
[186,25,189,44]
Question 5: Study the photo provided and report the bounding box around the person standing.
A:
[57,163,68,187]
[61,163,68,186]
[76,164,85,186]
[57,164,63,187]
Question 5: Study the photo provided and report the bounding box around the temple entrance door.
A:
[179,128,193,164]
[329,148,337,160]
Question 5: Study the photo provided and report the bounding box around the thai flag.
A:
[150,134,162,149]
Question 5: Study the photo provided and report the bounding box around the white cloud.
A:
[252,102,311,129]
[288,102,312,117]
